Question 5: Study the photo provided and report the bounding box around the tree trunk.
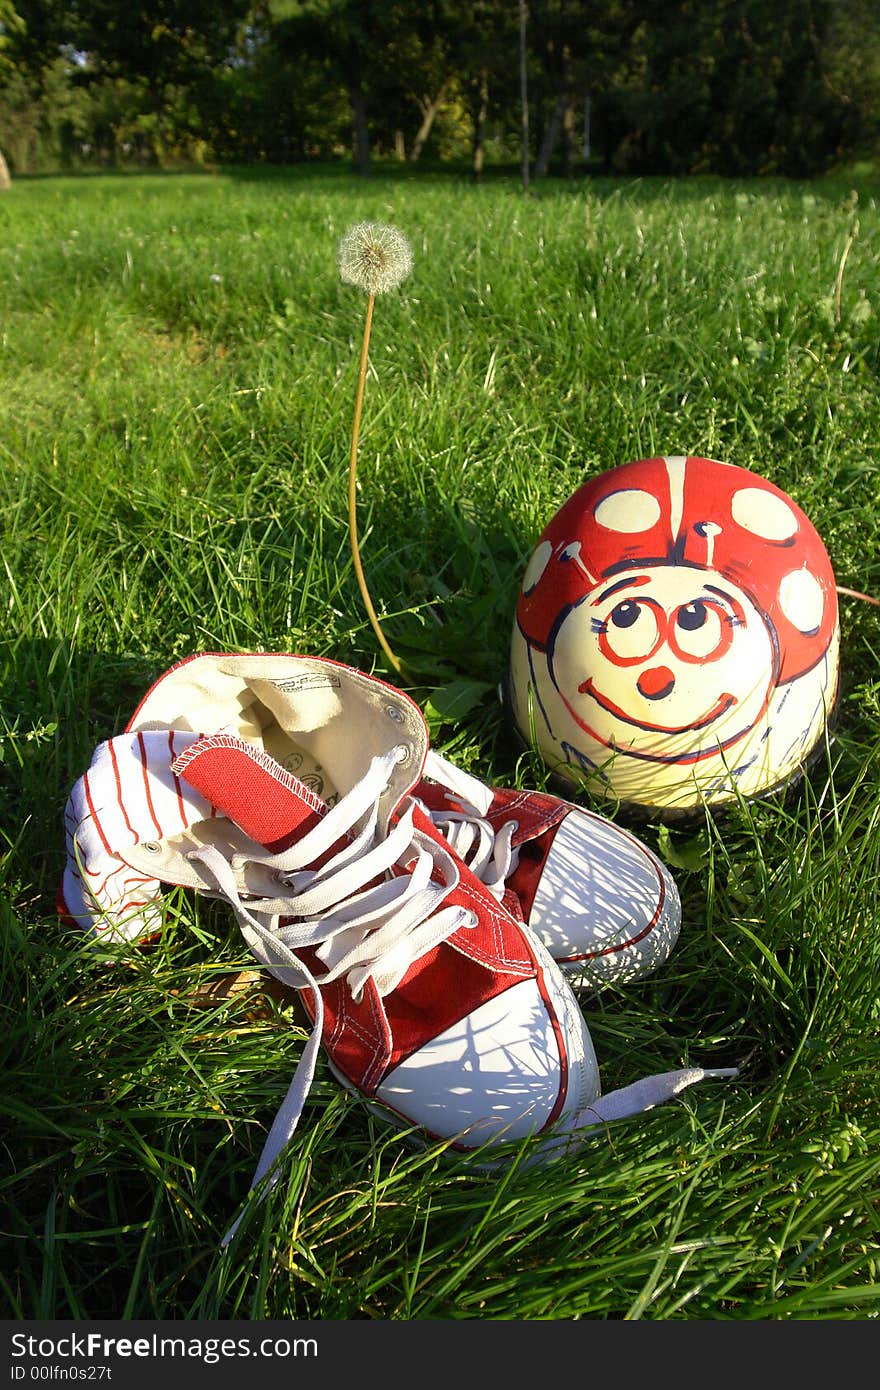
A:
[0,149,10,191]
[409,79,451,163]
[561,100,576,177]
[471,69,489,183]
[349,81,371,176]
[519,0,529,189]
[535,33,578,180]
[534,93,566,177]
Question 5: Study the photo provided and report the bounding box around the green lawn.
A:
[2,164,879,1320]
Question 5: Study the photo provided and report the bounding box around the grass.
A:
[1,162,880,1320]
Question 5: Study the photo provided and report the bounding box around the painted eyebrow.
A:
[702,582,748,625]
[592,574,652,605]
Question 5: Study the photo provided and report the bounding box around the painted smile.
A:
[577,678,736,734]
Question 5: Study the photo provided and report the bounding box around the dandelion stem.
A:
[348,291,406,676]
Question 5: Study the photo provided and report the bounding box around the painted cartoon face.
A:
[551,564,777,763]
[509,456,840,811]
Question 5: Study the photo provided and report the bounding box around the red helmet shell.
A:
[517,456,837,685]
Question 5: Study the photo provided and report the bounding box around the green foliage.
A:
[0,1,878,175]
[1,167,880,1318]
[596,0,854,177]
[0,0,24,69]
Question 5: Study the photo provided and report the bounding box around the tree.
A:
[0,0,869,177]
[519,0,529,186]
[0,0,25,184]
[61,0,252,92]
[388,3,458,163]
[267,0,405,175]
[446,1,520,180]
[822,0,880,156]
[11,0,253,162]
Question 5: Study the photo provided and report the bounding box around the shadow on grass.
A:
[0,640,172,915]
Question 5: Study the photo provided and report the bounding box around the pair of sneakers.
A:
[60,651,736,1239]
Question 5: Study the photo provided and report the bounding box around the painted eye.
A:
[611,600,640,629]
[599,600,662,665]
[677,601,707,632]
[670,599,732,662]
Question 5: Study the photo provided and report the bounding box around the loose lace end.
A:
[576,1065,739,1128]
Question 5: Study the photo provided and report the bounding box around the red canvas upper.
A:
[415,778,569,924]
[174,735,548,1099]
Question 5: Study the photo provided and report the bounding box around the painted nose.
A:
[638,665,675,700]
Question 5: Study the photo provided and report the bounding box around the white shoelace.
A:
[187,745,474,1243]
[419,750,519,902]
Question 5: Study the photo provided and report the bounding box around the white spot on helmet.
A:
[522,539,553,594]
[594,488,662,533]
[731,487,798,542]
[779,569,825,633]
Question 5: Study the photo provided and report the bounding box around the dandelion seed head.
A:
[338,221,413,296]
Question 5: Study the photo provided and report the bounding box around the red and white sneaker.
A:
[414,750,681,987]
[60,653,737,1236]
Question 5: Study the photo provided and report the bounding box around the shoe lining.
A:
[123,654,429,880]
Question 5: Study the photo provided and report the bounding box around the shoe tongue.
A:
[172,734,327,853]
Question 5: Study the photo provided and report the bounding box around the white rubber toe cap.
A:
[527,809,681,986]
[375,970,600,1151]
